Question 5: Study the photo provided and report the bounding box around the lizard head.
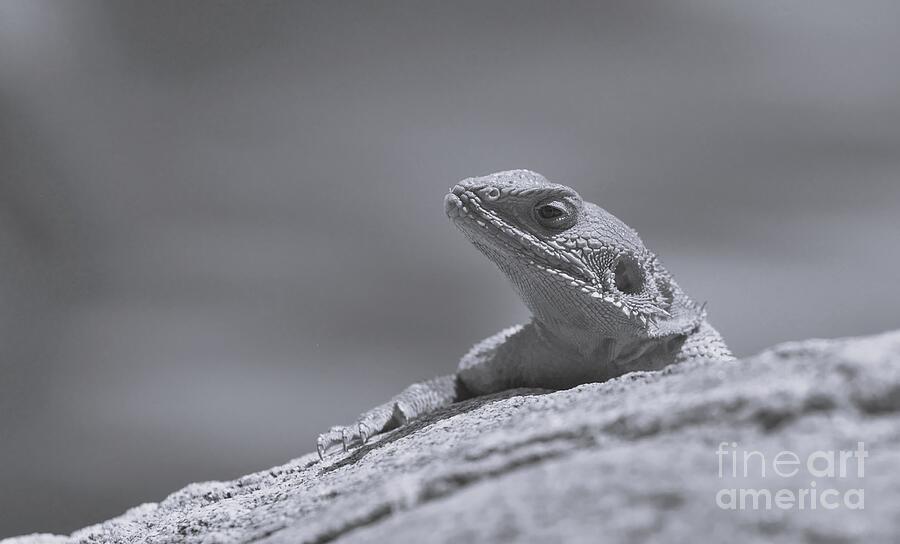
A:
[444,169,705,342]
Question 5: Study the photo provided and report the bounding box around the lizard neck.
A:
[534,319,688,379]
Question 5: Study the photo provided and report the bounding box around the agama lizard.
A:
[317,170,733,459]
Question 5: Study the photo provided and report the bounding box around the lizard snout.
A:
[444,192,465,218]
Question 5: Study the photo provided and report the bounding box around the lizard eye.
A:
[537,205,564,219]
[533,199,576,230]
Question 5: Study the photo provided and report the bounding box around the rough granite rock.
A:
[6,330,900,544]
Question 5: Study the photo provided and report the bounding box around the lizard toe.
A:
[358,422,371,444]
[316,426,348,460]
[341,425,363,451]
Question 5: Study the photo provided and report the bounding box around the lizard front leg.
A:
[316,374,465,459]
[316,323,546,459]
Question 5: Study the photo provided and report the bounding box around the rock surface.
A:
[6,330,900,544]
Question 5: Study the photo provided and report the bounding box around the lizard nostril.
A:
[479,187,501,201]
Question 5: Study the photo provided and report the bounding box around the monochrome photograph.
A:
[1,1,898,542]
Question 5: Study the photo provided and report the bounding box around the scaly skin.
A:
[316,170,733,459]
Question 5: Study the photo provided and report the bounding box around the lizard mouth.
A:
[445,187,652,324]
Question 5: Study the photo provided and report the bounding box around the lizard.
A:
[316,169,733,459]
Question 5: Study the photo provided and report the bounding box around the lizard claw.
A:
[316,435,329,461]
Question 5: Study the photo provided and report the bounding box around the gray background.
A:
[1,0,898,537]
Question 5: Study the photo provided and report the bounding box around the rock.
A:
[2,537,68,544]
[6,330,900,544]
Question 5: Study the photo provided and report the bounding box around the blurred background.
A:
[1,0,899,537]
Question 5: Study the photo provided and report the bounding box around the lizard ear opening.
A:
[613,257,643,295]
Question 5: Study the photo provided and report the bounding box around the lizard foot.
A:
[315,375,461,461]
[316,426,358,460]
[316,404,395,460]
